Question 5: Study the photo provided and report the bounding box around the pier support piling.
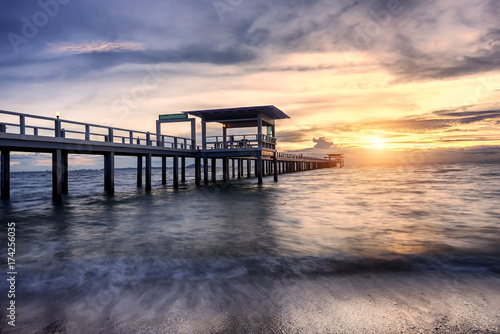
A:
[62,151,69,194]
[137,156,143,187]
[104,152,115,194]
[145,153,152,192]
[1,150,10,200]
[181,157,186,182]
[273,156,278,182]
[195,157,201,185]
[52,150,63,202]
[211,158,217,182]
[257,155,263,184]
[173,156,179,189]
[203,157,209,184]
[237,159,242,179]
[247,159,251,178]
[162,156,167,185]
[223,158,228,181]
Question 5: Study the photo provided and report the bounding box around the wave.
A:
[9,253,500,295]
[480,172,500,177]
[433,168,464,174]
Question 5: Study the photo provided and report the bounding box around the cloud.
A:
[290,145,500,166]
[378,1,500,81]
[313,137,335,149]
[1,0,500,170]
[49,41,145,54]
[2,0,500,82]
[342,106,500,133]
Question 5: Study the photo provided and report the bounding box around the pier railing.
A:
[205,134,277,150]
[277,152,326,161]
[0,110,195,150]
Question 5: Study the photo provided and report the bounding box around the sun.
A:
[372,137,384,149]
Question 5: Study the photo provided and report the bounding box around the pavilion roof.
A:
[183,105,290,122]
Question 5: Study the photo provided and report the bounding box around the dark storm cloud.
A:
[2,0,500,82]
[380,1,500,81]
[0,0,254,67]
[386,30,500,81]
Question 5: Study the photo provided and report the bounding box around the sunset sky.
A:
[1,0,499,169]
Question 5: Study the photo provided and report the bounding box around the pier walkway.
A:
[0,106,343,202]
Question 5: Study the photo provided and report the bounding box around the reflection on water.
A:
[1,162,500,332]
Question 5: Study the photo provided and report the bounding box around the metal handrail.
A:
[0,109,194,149]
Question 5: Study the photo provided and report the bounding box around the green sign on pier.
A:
[159,114,188,120]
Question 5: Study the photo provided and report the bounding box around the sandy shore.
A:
[2,272,500,333]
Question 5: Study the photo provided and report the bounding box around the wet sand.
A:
[3,272,499,333]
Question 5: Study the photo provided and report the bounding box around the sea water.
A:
[1,162,499,333]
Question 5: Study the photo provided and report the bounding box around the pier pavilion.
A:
[0,106,342,202]
[325,154,345,168]
[184,105,288,185]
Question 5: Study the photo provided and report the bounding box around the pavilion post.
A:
[222,124,227,149]
[257,113,262,149]
[201,120,207,151]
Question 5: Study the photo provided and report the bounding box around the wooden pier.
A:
[325,154,345,168]
[0,106,343,202]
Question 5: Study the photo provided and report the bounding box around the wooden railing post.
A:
[19,115,26,135]
[85,125,90,140]
[108,128,114,143]
[55,119,61,137]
